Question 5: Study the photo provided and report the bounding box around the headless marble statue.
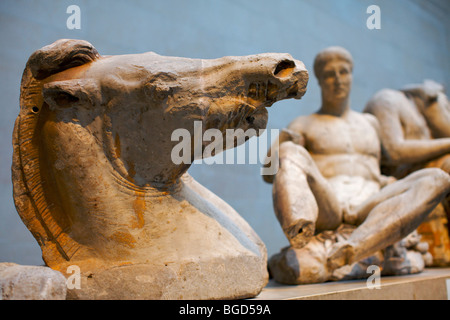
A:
[365,80,450,266]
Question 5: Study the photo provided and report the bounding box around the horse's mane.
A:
[12,39,99,265]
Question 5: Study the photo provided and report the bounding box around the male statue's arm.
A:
[367,99,450,165]
[262,124,305,184]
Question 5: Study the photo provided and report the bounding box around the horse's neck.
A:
[46,123,183,242]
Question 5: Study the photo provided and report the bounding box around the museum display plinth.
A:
[252,268,450,300]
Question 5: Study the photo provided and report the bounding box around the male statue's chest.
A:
[304,115,379,157]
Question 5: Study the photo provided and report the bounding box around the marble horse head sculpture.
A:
[12,39,308,299]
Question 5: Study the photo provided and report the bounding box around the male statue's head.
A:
[314,46,353,109]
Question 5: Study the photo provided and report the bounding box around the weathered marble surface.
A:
[365,80,450,266]
[12,39,308,299]
[0,263,67,300]
[265,47,450,285]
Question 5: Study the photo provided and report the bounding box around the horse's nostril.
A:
[246,116,255,124]
[274,60,296,78]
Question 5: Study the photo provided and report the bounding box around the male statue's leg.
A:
[328,168,450,269]
[273,141,342,248]
[268,235,331,284]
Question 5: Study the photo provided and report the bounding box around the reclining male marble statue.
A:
[264,46,450,284]
[12,39,309,299]
[364,80,450,266]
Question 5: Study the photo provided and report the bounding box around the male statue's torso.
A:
[289,110,382,210]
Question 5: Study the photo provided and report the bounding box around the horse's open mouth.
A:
[235,102,268,130]
[247,78,305,109]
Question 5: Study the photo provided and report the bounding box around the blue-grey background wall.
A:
[0,0,449,265]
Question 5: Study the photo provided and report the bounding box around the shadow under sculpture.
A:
[264,47,450,285]
[365,80,450,266]
[12,39,309,299]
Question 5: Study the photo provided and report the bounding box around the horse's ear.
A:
[43,79,100,110]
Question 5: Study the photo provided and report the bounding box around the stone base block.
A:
[253,268,450,300]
